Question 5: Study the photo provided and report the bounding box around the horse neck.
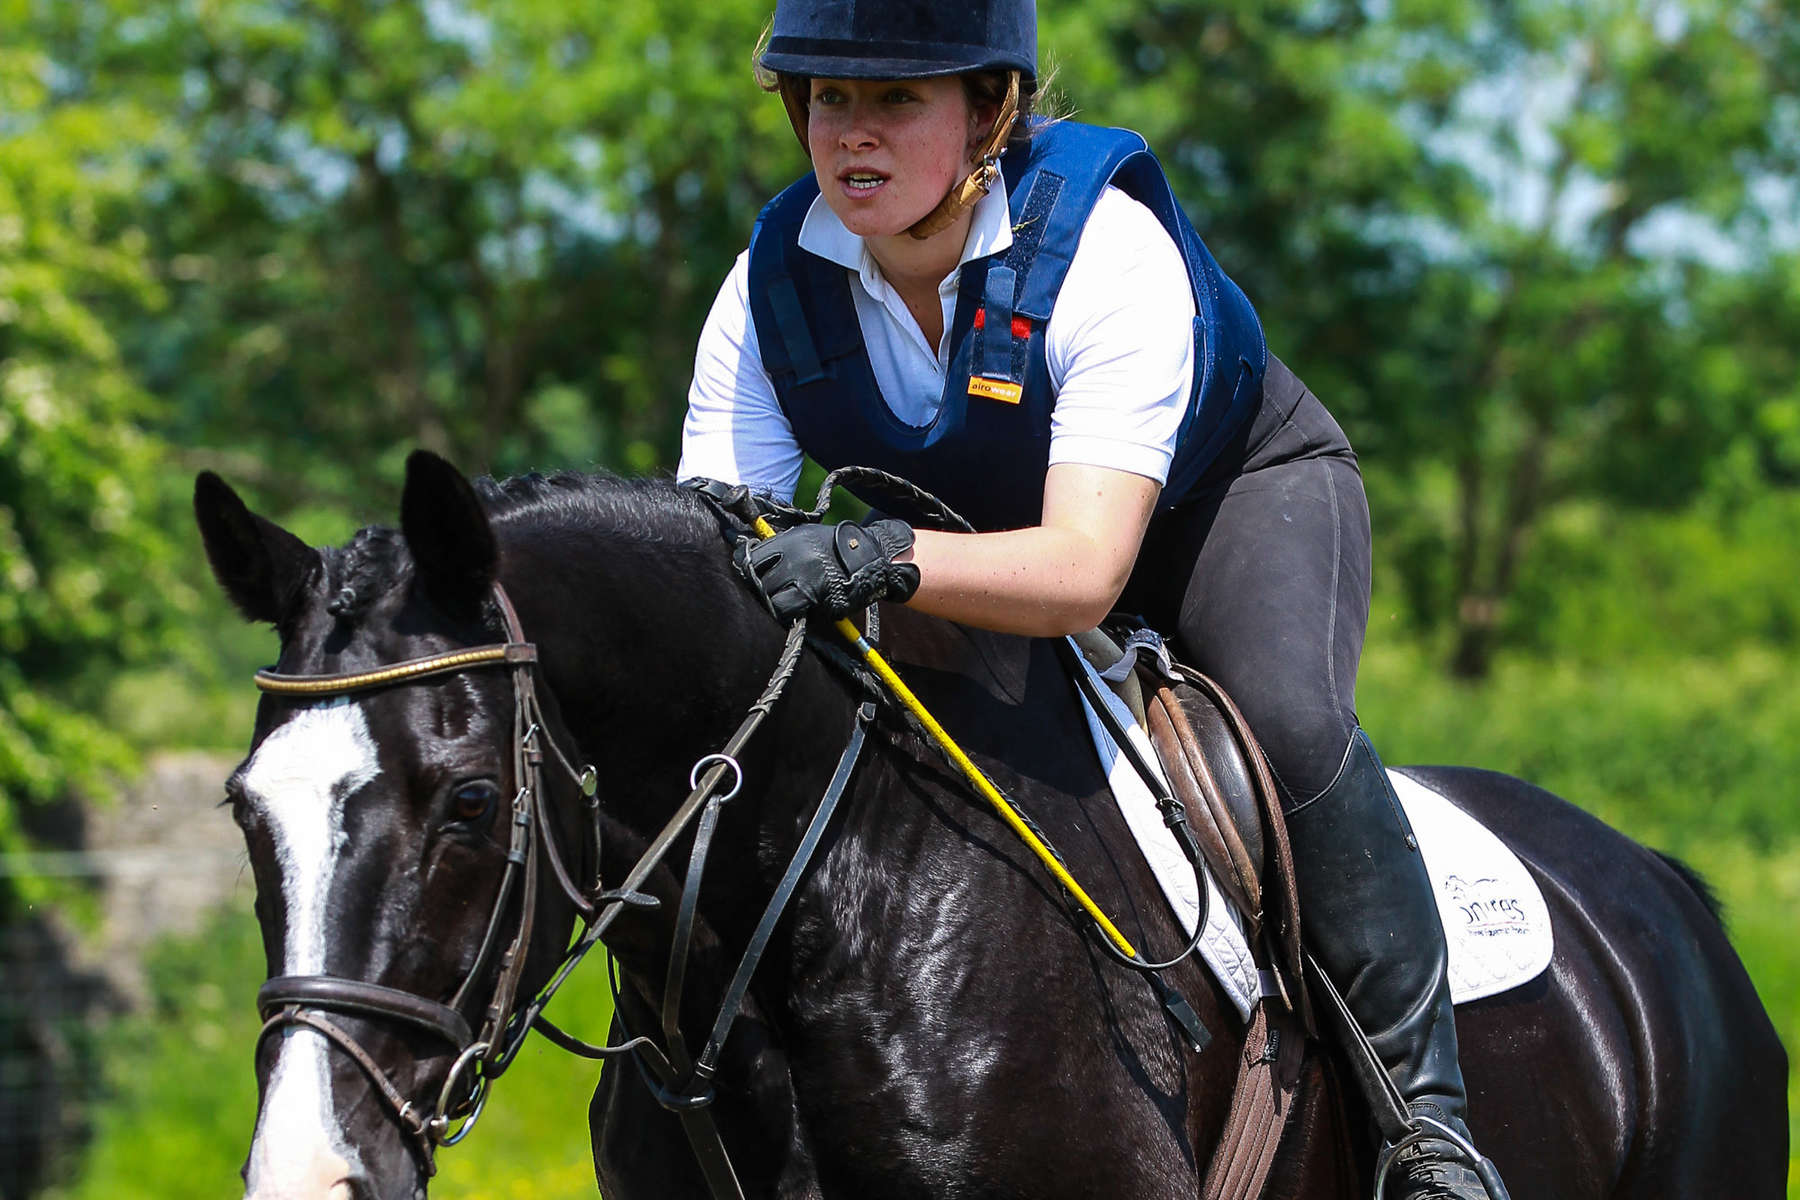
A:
[494,522,861,977]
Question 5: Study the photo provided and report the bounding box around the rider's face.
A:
[807,76,986,241]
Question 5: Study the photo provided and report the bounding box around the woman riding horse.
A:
[675,3,1504,1197]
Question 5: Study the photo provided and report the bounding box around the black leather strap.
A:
[663,789,733,1079]
[602,699,877,1200]
[696,701,875,1079]
[629,1038,748,1198]
[1303,950,1413,1142]
[258,975,473,1049]
[1057,637,1212,973]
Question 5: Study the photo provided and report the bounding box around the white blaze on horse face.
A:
[242,699,381,1198]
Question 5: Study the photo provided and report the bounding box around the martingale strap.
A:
[608,703,876,1200]
[695,701,876,1081]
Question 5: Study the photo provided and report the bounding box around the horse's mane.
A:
[472,470,719,550]
[321,472,719,621]
[324,526,411,619]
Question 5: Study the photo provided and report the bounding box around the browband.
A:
[255,643,536,696]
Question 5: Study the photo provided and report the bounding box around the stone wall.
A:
[0,750,246,1198]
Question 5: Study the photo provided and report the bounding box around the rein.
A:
[247,581,854,1196]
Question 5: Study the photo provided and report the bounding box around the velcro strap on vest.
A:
[978,265,1019,379]
[767,274,826,385]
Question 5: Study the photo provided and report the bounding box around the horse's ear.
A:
[193,471,316,626]
[400,450,497,622]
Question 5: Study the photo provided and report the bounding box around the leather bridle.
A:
[253,585,603,1169]
[246,580,863,1198]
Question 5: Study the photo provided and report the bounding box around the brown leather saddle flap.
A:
[1141,664,1308,1023]
[1146,683,1264,924]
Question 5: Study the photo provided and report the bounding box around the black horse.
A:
[196,452,1787,1200]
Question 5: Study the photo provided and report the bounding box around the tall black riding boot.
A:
[1285,730,1507,1200]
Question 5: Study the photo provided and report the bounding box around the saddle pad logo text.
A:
[1442,875,1532,939]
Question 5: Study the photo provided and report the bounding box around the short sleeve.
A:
[1042,187,1197,486]
[676,251,807,500]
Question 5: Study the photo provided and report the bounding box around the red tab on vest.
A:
[972,307,1032,340]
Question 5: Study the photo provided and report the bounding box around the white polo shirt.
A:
[677,175,1197,506]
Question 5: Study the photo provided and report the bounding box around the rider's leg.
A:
[1119,358,1506,1200]
[1286,729,1493,1200]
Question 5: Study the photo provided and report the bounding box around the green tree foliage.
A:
[27,0,1797,681]
[0,17,192,864]
[71,0,802,504]
[1,21,200,1194]
[1045,0,1800,674]
[1701,249,1800,492]
[4,2,1798,1193]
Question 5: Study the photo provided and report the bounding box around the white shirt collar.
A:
[797,175,1015,297]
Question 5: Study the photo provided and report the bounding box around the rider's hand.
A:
[735,519,920,623]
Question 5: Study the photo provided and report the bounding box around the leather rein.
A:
[249,582,865,1196]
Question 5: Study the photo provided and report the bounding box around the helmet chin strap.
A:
[779,71,1023,244]
[909,71,1020,240]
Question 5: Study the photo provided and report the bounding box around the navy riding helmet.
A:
[760,0,1036,82]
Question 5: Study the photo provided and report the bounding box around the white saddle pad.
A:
[1072,651,1553,1019]
[1390,770,1555,1004]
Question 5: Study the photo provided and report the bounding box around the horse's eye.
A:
[451,780,501,825]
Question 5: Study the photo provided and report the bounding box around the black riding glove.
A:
[735,519,921,623]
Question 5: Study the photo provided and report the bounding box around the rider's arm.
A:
[903,463,1161,636]
[901,189,1194,637]
[678,251,806,500]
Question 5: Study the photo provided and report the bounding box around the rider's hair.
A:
[752,25,1047,161]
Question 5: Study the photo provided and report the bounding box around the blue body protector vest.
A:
[746,121,1267,531]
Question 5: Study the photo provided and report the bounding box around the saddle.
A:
[1075,627,1511,1200]
[1072,624,1313,1200]
[1072,625,1306,1013]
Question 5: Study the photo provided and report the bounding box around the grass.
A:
[42,910,264,1199]
[44,908,615,1200]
